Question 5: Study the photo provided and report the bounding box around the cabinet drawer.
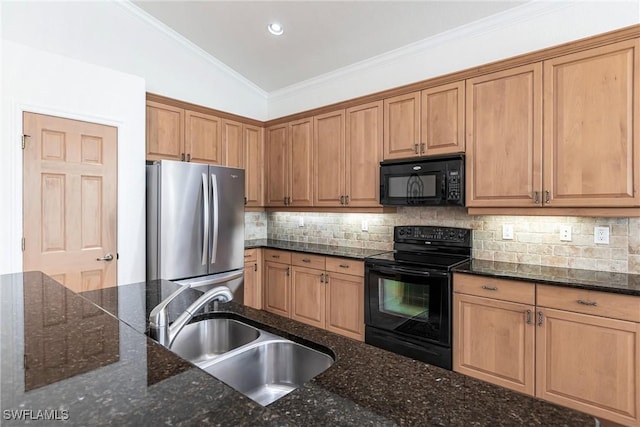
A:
[291,252,325,269]
[326,257,364,276]
[453,273,535,305]
[244,248,258,263]
[537,285,640,322]
[264,249,291,264]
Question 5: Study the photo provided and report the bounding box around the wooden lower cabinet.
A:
[453,273,640,427]
[453,293,535,395]
[263,259,290,318]
[243,249,262,309]
[261,250,364,341]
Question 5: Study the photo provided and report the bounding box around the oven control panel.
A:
[395,226,471,245]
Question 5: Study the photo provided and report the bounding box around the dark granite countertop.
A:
[244,239,386,260]
[454,259,640,296]
[1,271,597,426]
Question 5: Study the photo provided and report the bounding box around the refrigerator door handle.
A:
[210,173,219,264]
[201,173,209,266]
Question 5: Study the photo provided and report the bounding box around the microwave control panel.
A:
[446,170,461,201]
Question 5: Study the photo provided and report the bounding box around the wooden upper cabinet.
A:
[543,39,640,207]
[146,101,185,161]
[244,124,263,207]
[265,124,289,206]
[222,119,243,168]
[383,83,464,161]
[346,101,383,207]
[466,63,543,207]
[289,118,314,207]
[314,110,346,207]
[185,110,224,165]
[421,81,465,155]
[384,92,421,160]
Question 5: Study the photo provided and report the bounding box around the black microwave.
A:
[379,155,464,206]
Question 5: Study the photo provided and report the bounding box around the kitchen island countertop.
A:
[1,271,597,426]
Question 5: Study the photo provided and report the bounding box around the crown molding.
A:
[116,1,269,99]
[267,0,573,101]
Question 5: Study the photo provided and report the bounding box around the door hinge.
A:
[21,134,31,149]
[21,238,25,251]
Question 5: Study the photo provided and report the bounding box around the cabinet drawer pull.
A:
[420,143,425,154]
[339,264,350,269]
[302,258,311,263]
[537,311,543,327]
[244,254,251,258]
[481,285,498,291]
[345,195,349,205]
[286,267,290,276]
[414,143,419,154]
[254,263,257,272]
[545,190,551,204]
[186,153,191,162]
[272,255,280,259]
[325,274,329,284]
[340,195,345,205]
[533,191,540,205]
[320,273,324,283]
[577,299,598,307]
[526,310,532,325]
[181,153,185,161]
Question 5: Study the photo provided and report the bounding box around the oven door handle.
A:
[374,265,448,278]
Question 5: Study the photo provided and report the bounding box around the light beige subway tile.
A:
[504,242,528,253]
[609,236,628,249]
[516,233,543,244]
[581,247,611,259]
[516,253,541,265]
[611,248,628,260]
[595,259,626,273]
[611,223,629,236]
[472,230,494,241]
[573,235,595,246]
[539,255,569,268]
[494,252,517,263]
[472,249,494,261]
[628,255,640,274]
[483,241,505,251]
[567,257,597,270]
[527,244,553,255]
[553,245,582,257]
[630,220,640,254]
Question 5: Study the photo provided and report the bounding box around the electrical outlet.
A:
[502,224,514,240]
[361,220,368,232]
[559,225,572,242]
[298,216,304,227]
[594,226,610,244]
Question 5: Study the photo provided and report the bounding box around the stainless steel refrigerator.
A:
[146,160,245,300]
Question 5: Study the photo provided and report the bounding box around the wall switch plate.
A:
[594,226,610,244]
[298,216,304,227]
[559,225,572,241]
[361,220,368,232]
[502,224,514,240]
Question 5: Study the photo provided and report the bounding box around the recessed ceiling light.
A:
[267,22,284,36]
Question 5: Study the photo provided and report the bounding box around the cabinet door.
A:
[346,101,382,207]
[314,110,345,207]
[291,266,326,328]
[289,118,314,206]
[222,119,243,168]
[263,261,290,317]
[265,124,288,206]
[243,260,261,309]
[383,92,421,160]
[466,63,543,207]
[146,101,184,161]
[325,271,364,341]
[244,124,263,207]
[536,307,640,426]
[543,39,640,207]
[421,81,465,155]
[185,110,224,164]
[453,293,535,396]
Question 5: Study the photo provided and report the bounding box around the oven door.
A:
[365,263,450,346]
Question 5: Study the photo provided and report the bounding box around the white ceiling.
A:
[132,1,528,93]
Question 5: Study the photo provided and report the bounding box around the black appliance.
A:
[364,225,471,370]
[379,154,464,206]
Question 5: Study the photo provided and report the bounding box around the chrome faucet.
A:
[149,285,233,348]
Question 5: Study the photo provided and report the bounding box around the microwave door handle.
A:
[201,173,209,266]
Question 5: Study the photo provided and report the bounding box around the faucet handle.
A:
[149,284,191,329]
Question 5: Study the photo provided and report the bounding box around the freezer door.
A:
[158,160,210,280]
[208,165,245,274]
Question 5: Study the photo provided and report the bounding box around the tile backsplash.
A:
[257,208,640,274]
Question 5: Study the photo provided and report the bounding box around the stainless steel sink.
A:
[168,315,334,405]
[169,318,260,365]
[204,340,334,406]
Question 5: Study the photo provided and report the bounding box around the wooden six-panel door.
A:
[23,112,118,292]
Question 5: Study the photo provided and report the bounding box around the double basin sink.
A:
[168,314,335,406]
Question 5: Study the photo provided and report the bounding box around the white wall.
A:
[1,40,147,285]
[1,1,268,120]
[267,1,640,119]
